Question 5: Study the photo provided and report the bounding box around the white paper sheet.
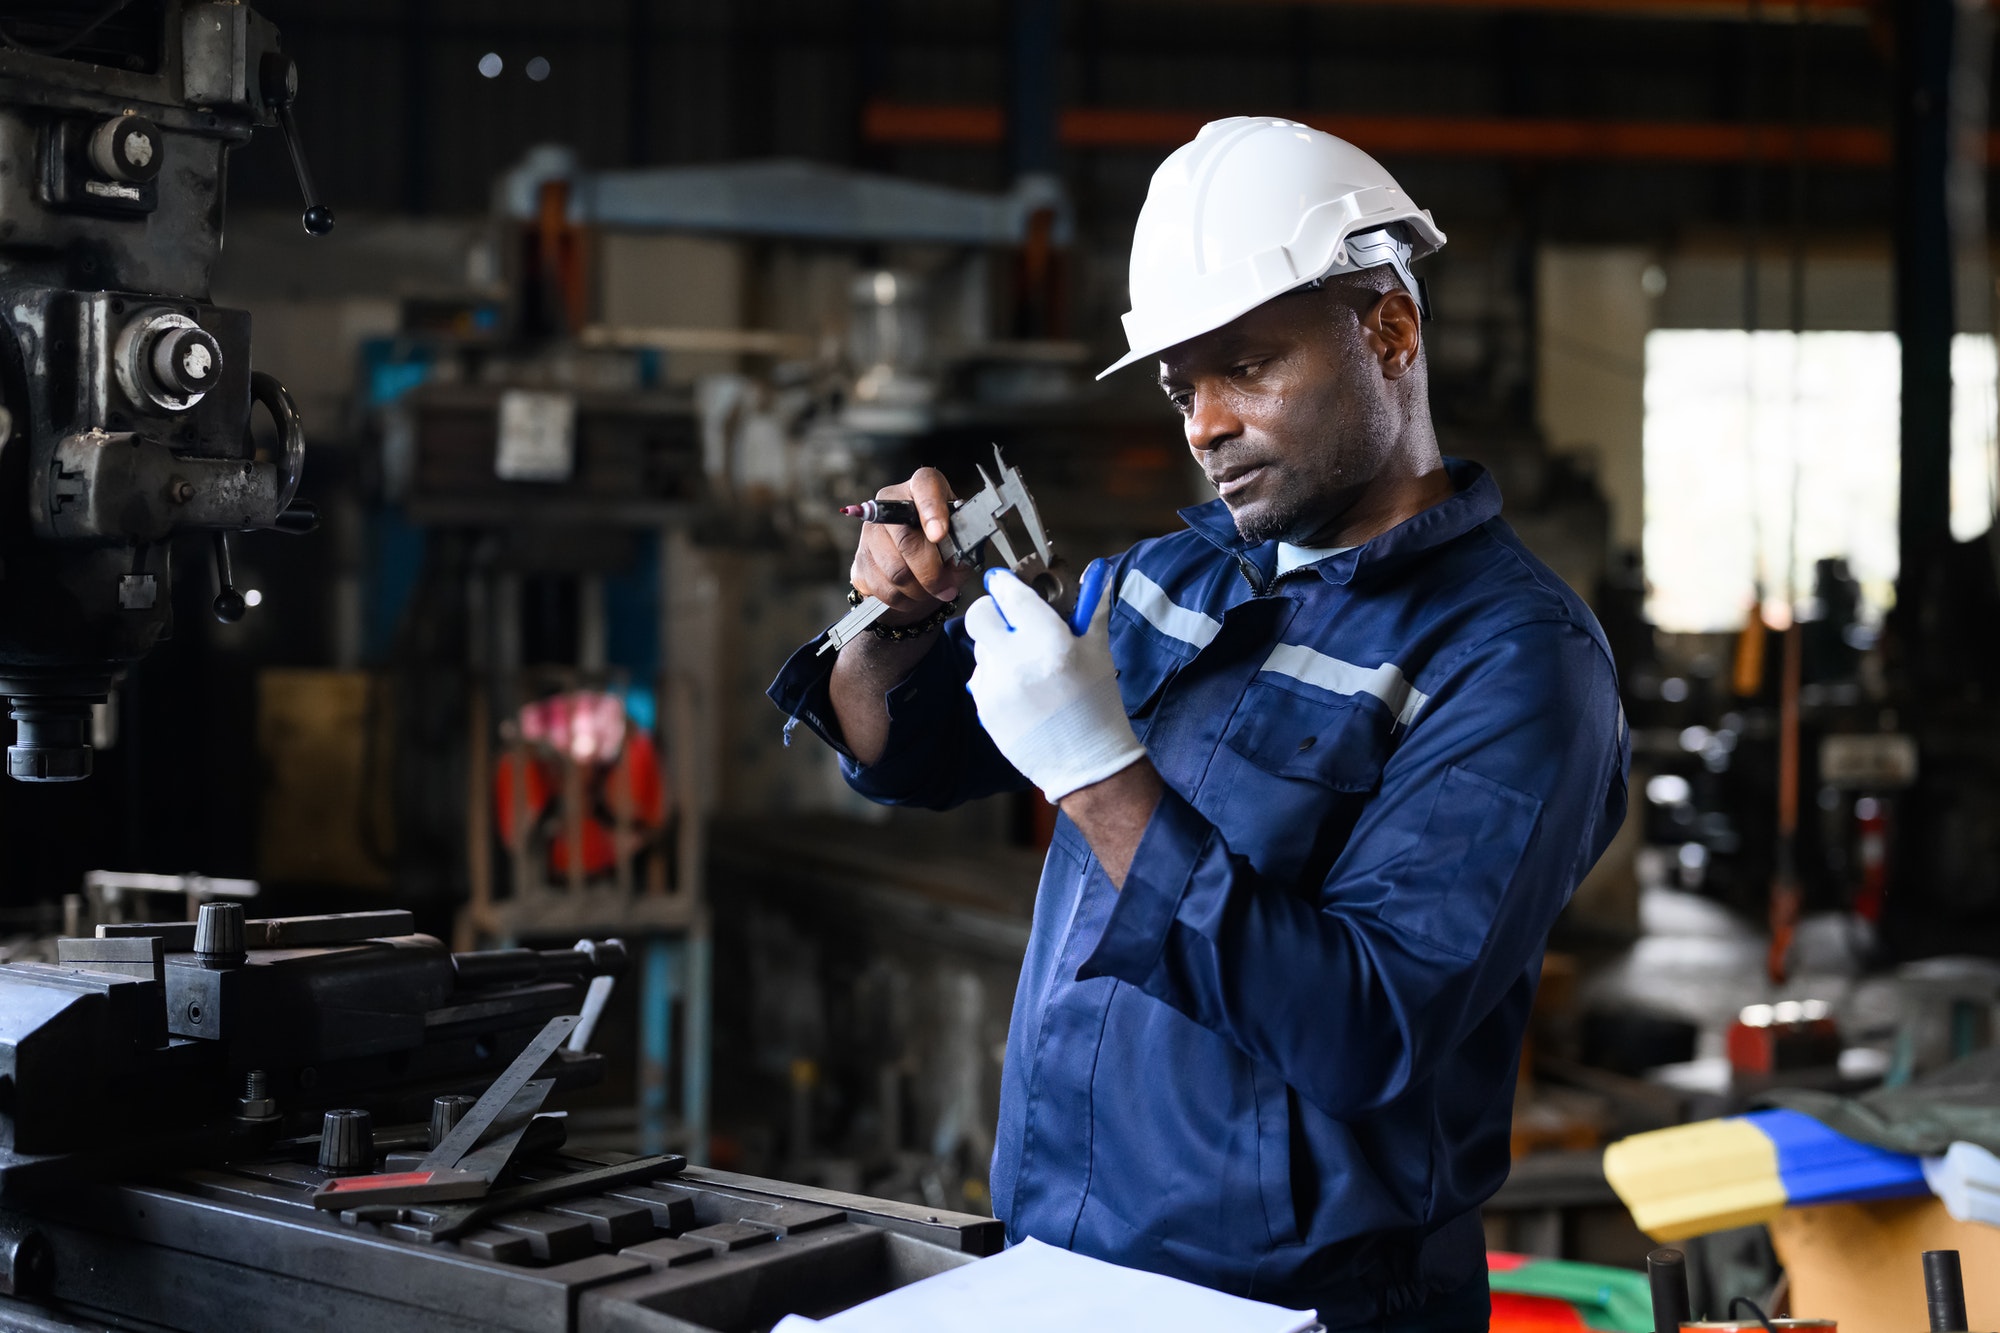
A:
[769,1237,1318,1333]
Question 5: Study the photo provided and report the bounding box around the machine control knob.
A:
[317,1109,374,1174]
[149,324,222,400]
[193,902,247,969]
[429,1094,476,1149]
[116,311,219,412]
[88,114,161,183]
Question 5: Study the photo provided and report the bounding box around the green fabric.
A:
[1761,1046,2000,1157]
[1489,1259,1655,1333]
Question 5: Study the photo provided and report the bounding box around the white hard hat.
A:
[1098,116,1446,380]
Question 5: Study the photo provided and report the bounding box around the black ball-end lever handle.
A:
[211,531,247,624]
[259,54,334,237]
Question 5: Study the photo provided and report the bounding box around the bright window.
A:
[1642,330,1999,632]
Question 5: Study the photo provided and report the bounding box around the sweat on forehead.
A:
[1156,271,1410,378]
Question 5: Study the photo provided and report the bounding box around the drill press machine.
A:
[0,0,325,782]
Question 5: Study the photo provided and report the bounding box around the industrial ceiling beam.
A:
[861,101,2000,164]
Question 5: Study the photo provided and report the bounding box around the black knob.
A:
[193,902,246,968]
[149,324,222,399]
[302,204,334,236]
[1924,1250,1969,1333]
[88,114,161,183]
[429,1094,476,1149]
[317,1109,374,1174]
[1646,1248,1692,1333]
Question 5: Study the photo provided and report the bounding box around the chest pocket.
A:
[1210,680,1394,886]
[1109,603,1190,732]
[1224,679,1392,788]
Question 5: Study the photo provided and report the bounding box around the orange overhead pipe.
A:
[864,102,1004,145]
[1065,109,1896,161]
[864,101,2000,165]
[1105,0,1880,18]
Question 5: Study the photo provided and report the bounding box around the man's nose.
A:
[1184,387,1242,454]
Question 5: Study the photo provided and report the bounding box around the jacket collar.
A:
[1175,458,1503,587]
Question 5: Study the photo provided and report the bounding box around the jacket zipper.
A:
[1235,553,1271,596]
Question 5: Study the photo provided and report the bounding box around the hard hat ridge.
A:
[1098,117,1445,380]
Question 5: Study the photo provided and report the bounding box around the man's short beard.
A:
[1227,476,1317,546]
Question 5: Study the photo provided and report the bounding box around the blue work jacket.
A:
[768,459,1629,1324]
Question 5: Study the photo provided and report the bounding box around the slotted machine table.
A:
[0,909,1000,1332]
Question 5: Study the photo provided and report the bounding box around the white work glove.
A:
[964,560,1145,802]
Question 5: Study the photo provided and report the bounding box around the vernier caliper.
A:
[818,444,1066,655]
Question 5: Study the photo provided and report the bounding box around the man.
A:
[770,118,1628,1329]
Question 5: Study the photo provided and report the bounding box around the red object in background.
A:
[493,696,671,880]
[1488,1254,1588,1332]
[1853,796,1888,923]
[1727,1001,1842,1077]
[493,749,554,846]
[518,691,628,765]
[532,178,590,337]
[546,729,668,878]
[1491,1291,1590,1333]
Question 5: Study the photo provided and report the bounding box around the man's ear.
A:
[1360,289,1422,381]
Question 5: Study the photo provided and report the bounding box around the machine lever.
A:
[210,532,246,624]
[273,502,318,534]
[250,370,306,516]
[258,54,334,236]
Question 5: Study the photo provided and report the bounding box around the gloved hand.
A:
[964,560,1145,802]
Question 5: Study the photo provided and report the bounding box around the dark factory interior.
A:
[0,2,1992,1330]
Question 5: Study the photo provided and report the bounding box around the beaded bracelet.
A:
[849,584,955,641]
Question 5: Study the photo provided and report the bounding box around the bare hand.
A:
[850,467,961,626]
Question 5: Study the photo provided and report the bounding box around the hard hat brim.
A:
[1097,341,1172,382]
[1095,280,1293,382]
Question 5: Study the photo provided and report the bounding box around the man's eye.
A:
[1166,390,1192,412]
[1229,360,1265,378]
